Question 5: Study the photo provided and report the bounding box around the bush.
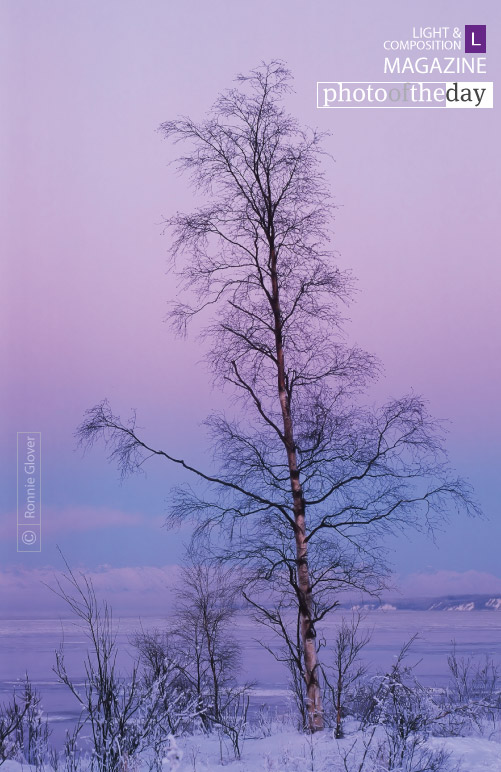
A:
[53,560,199,772]
[0,676,49,769]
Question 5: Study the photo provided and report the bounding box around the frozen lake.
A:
[1,610,501,746]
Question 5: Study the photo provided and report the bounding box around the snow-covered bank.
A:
[3,729,501,772]
[172,727,501,771]
[178,731,501,771]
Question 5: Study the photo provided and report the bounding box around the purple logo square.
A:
[465,25,486,54]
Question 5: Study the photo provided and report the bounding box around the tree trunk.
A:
[335,675,343,738]
[269,248,324,732]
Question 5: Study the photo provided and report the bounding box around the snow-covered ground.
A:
[3,728,501,772]
[174,730,501,772]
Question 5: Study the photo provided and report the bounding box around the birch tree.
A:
[77,61,478,731]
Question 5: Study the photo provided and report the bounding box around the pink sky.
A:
[1,1,500,606]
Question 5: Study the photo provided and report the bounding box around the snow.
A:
[429,736,501,772]
[446,602,476,612]
[179,732,501,772]
[3,730,501,771]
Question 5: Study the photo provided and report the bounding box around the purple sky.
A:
[1,0,500,613]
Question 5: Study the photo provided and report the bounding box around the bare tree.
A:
[174,558,246,728]
[443,643,501,736]
[242,538,381,730]
[0,678,40,767]
[134,559,250,759]
[322,612,371,737]
[0,691,28,765]
[12,677,50,769]
[77,61,478,731]
[52,558,194,772]
[359,636,454,772]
